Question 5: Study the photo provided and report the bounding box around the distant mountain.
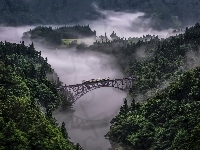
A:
[0,0,99,26]
[0,0,43,25]
[1,0,200,30]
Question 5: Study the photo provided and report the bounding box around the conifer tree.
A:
[130,98,136,111]
[61,122,68,139]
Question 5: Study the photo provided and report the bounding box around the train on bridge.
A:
[82,76,136,84]
[56,76,137,101]
[57,76,137,90]
[82,77,110,84]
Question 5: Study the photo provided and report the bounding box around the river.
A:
[40,47,127,150]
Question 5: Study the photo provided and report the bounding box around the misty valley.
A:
[1,1,200,150]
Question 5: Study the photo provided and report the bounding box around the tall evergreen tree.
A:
[61,122,69,139]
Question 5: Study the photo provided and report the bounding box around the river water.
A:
[53,88,126,150]
[39,47,127,150]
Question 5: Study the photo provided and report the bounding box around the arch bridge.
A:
[57,77,136,103]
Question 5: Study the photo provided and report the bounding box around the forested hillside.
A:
[107,66,200,149]
[0,41,82,149]
[0,0,43,26]
[1,0,200,30]
[106,23,200,149]
[22,25,96,46]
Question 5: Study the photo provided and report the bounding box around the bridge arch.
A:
[57,77,136,103]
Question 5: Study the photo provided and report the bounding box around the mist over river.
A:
[0,9,170,149]
[41,47,127,150]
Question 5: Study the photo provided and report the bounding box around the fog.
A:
[41,47,126,150]
[0,6,184,149]
[80,4,171,39]
[183,49,200,70]
[0,4,173,44]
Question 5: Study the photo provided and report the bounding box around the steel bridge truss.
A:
[57,77,135,103]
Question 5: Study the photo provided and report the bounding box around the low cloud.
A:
[183,49,200,70]
[79,4,170,39]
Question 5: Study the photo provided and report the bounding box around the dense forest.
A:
[1,0,200,30]
[108,66,200,149]
[105,23,200,149]
[0,41,82,149]
[22,25,96,46]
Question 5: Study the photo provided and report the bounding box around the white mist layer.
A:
[80,4,171,39]
[38,45,126,150]
[0,26,35,43]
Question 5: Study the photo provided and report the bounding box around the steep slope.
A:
[0,41,82,149]
[107,24,200,149]
[108,66,200,149]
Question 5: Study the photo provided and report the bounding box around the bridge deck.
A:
[56,77,136,102]
[57,77,136,89]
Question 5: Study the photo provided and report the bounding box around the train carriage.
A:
[82,77,110,84]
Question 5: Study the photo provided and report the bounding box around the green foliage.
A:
[22,25,96,46]
[0,42,81,149]
[107,24,200,149]
[61,122,69,139]
[109,66,200,149]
